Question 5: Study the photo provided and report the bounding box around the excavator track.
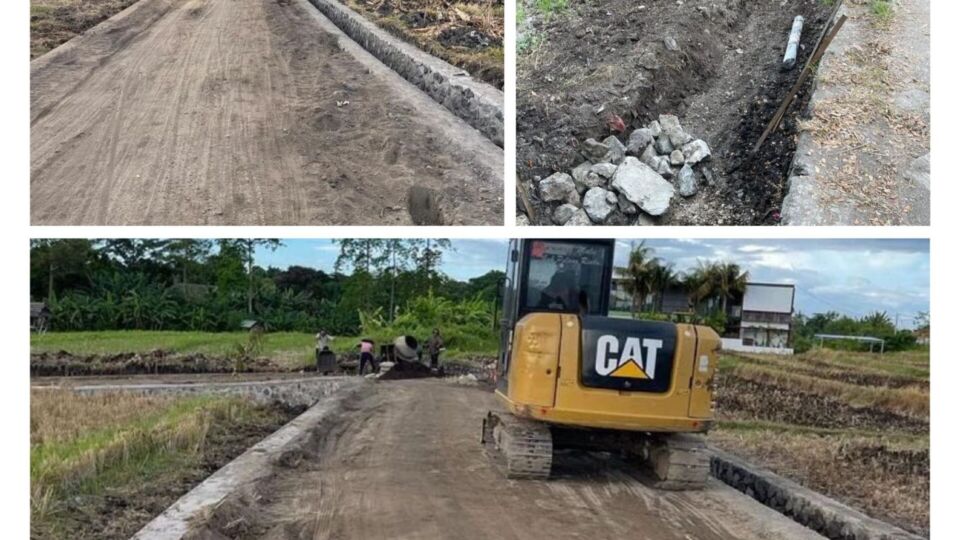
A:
[482,411,553,479]
[641,433,711,490]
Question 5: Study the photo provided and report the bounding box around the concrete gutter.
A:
[710,448,923,540]
[41,376,357,408]
[132,379,364,539]
[303,0,504,147]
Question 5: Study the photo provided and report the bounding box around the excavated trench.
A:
[517,0,834,225]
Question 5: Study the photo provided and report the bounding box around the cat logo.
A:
[594,335,663,380]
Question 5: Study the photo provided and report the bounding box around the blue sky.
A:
[256,238,929,326]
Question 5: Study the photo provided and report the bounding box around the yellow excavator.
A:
[482,239,720,489]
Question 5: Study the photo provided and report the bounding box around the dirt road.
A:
[30,0,503,225]
[218,379,820,539]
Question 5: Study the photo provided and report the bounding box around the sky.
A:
[256,238,929,327]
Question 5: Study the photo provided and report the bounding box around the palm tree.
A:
[715,262,749,315]
[648,260,678,313]
[617,242,655,316]
[683,260,718,312]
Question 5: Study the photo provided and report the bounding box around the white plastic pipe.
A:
[782,16,805,70]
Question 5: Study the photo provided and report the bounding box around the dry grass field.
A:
[31,390,296,539]
[711,349,929,536]
[30,0,139,58]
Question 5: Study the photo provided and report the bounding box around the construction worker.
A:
[315,330,333,372]
[427,328,444,369]
[358,339,376,375]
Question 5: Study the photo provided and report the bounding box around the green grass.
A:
[535,0,568,16]
[32,330,496,367]
[870,0,894,22]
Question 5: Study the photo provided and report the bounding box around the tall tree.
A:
[715,262,749,315]
[30,239,100,301]
[219,239,282,314]
[160,239,213,284]
[618,242,655,316]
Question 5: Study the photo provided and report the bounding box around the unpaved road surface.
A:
[31,0,503,225]
[218,379,820,539]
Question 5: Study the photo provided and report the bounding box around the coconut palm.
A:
[715,262,749,315]
[648,260,679,313]
[617,242,655,316]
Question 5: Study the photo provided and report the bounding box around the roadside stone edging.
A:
[131,379,364,539]
[304,0,504,147]
[710,448,922,540]
[65,376,357,408]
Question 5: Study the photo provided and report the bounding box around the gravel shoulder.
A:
[31,0,503,225]
[206,379,821,539]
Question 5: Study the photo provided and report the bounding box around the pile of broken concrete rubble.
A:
[531,115,713,226]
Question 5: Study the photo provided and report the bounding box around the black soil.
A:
[517,0,833,225]
[716,377,928,433]
[30,350,295,376]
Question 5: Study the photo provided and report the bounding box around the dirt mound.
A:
[517,0,832,225]
[716,376,927,433]
[30,350,290,377]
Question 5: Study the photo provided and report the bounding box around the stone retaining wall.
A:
[304,0,503,147]
[710,449,922,540]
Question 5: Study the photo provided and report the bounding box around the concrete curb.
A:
[303,0,504,147]
[54,376,357,408]
[710,448,923,540]
[131,379,364,539]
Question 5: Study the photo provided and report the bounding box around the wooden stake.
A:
[752,14,847,154]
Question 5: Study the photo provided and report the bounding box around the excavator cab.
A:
[484,239,720,488]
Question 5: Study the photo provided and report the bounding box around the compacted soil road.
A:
[30,0,503,225]
[213,379,821,539]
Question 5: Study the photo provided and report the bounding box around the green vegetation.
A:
[31,390,288,538]
[792,310,924,353]
[870,0,894,22]
[535,0,568,16]
[32,240,503,347]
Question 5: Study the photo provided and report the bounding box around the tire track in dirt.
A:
[215,380,821,539]
[31,0,502,225]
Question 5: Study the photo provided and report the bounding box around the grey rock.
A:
[678,164,698,197]
[583,187,617,223]
[682,139,712,164]
[670,149,685,166]
[517,214,530,226]
[605,191,618,205]
[655,157,674,179]
[590,162,618,179]
[581,138,610,161]
[565,188,582,207]
[538,172,576,202]
[648,120,662,138]
[610,157,675,216]
[626,128,654,154]
[702,166,715,186]
[664,36,680,51]
[574,171,606,194]
[617,193,638,215]
[655,134,674,155]
[600,135,626,164]
[571,161,592,185]
[564,209,593,226]
[552,204,579,225]
[640,144,659,169]
[659,114,692,147]
[633,212,656,226]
